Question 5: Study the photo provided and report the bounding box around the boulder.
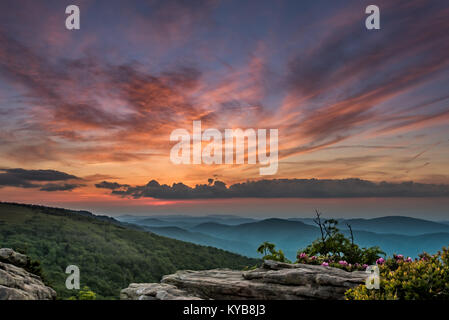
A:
[121,260,367,300]
[0,248,56,300]
[120,283,202,300]
[0,248,28,267]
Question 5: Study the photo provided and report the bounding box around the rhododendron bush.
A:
[296,212,384,269]
[257,211,449,300]
[345,248,449,300]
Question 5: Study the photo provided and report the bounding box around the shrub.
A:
[68,286,97,300]
[345,247,449,300]
[296,211,384,268]
[295,252,370,271]
[257,241,291,263]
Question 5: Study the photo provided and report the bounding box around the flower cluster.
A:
[392,254,414,263]
[346,247,449,300]
[296,252,370,271]
[296,251,420,273]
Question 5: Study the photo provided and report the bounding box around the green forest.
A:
[0,203,258,299]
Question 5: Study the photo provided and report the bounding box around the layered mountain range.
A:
[118,214,449,260]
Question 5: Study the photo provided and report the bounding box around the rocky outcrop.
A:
[0,248,56,300]
[121,260,367,300]
[121,283,203,300]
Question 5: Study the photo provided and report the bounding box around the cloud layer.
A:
[96,178,449,199]
[0,168,83,191]
[0,0,448,202]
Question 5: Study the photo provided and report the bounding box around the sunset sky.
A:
[0,0,448,218]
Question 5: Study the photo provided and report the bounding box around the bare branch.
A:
[346,223,354,245]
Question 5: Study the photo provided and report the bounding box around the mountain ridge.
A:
[0,202,258,299]
[126,215,449,260]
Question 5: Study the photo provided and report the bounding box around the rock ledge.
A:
[121,260,366,300]
[0,248,56,300]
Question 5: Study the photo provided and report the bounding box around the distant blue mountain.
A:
[341,216,449,235]
[191,222,233,235]
[117,214,257,228]
[124,215,449,260]
[142,225,254,256]
[288,216,449,235]
[350,230,449,258]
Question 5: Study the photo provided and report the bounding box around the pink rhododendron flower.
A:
[321,262,329,266]
[338,260,348,266]
[376,258,385,264]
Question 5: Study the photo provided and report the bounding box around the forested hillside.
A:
[0,203,258,299]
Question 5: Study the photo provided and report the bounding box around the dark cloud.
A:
[39,183,84,192]
[97,178,449,199]
[0,175,37,189]
[0,168,82,191]
[95,181,129,190]
[83,174,120,182]
[0,168,78,181]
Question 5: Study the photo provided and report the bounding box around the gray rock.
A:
[120,283,202,300]
[0,248,56,300]
[0,248,28,268]
[121,260,366,300]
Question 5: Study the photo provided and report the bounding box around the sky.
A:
[0,0,448,218]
